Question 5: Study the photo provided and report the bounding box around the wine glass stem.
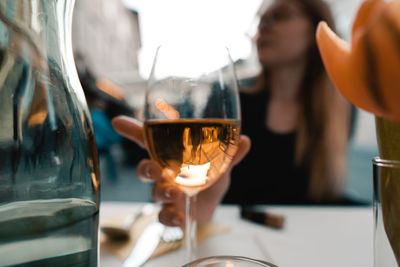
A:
[185,194,197,262]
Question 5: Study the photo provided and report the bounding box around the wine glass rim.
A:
[181,255,278,267]
[373,157,400,167]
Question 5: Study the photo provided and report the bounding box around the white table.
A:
[100,202,373,267]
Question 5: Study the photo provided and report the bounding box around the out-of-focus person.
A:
[223,0,353,205]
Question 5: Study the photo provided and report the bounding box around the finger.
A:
[152,182,184,203]
[136,159,163,182]
[158,204,184,227]
[232,135,251,166]
[111,116,146,148]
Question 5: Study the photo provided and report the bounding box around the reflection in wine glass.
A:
[144,44,241,261]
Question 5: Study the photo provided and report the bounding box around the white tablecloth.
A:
[100,202,373,267]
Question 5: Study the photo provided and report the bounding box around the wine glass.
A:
[144,43,241,261]
[181,256,278,267]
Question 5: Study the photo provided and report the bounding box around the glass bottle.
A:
[0,1,100,266]
[373,158,400,267]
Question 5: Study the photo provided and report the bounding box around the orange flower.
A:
[316,0,400,121]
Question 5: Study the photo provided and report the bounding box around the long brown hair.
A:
[253,0,345,200]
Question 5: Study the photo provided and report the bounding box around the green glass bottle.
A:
[0,1,100,266]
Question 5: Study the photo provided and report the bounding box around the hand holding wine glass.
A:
[113,44,250,261]
[112,116,250,225]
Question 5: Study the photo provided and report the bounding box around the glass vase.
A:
[373,158,400,267]
[0,1,100,266]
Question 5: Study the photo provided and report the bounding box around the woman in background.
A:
[112,0,352,226]
[224,0,351,205]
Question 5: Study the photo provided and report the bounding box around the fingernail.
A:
[139,176,153,183]
[144,164,152,178]
[138,164,153,183]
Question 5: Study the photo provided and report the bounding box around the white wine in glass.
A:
[144,44,241,261]
[144,118,240,196]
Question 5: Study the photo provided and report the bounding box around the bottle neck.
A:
[0,1,70,69]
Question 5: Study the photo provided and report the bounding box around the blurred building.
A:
[72,0,146,115]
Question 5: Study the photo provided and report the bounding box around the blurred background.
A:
[71,0,377,204]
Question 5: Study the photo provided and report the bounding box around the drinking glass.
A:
[373,158,400,267]
[144,44,241,261]
[181,255,278,267]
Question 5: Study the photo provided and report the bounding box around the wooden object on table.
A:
[100,211,230,260]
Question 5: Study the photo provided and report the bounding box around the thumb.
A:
[111,115,146,149]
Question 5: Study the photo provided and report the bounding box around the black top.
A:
[223,88,311,205]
